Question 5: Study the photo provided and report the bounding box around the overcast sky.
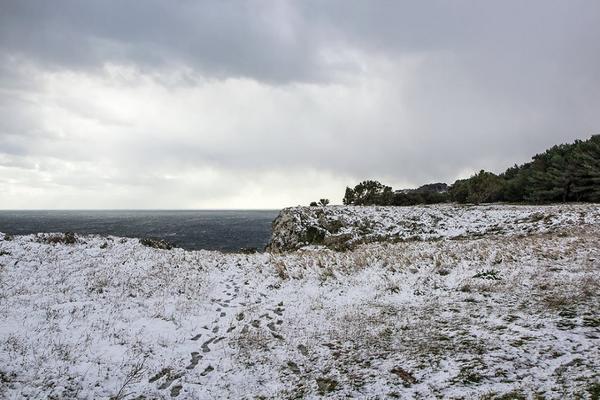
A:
[1,1,599,209]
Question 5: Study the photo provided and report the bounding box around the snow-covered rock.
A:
[267,203,600,252]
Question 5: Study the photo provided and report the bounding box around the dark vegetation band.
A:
[342,135,600,205]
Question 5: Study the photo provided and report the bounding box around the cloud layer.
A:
[1,1,599,208]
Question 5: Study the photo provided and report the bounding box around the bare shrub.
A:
[111,356,147,400]
[273,259,289,280]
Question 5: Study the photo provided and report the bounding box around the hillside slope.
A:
[1,205,599,399]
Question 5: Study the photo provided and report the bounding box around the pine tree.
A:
[571,135,600,201]
[342,187,355,205]
[528,144,576,202]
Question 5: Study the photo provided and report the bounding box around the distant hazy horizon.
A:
[0,209,280,251]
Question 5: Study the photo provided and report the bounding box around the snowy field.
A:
[1,205,599,399]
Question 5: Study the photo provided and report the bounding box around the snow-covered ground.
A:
[267,203,600,251]
[0,205,599,399]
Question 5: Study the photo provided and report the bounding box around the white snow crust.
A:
[0,204,599,399]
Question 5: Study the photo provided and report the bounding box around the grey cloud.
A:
[3,1,598,83]
[0,0,323,83]
[1,1,600,207]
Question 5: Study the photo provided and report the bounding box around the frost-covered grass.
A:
[0,206,599,399]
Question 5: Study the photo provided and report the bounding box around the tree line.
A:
[342,135,600,205]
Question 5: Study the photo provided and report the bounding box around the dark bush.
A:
[343,180,393,205]
[448,170,505,204]
[140,238,173,250]
[40,232,77,245]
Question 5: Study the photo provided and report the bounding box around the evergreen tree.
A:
[343,187,355,205]
[528,144,576,202]
[571,135,600,201]
[340,135,600,206]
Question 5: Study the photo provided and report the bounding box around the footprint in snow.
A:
[271,331,284,340]
[158,372,184,390]
[170,384,183,397]
[272,304,285,316]
[191,333,202,341]
[202,337,215,353]
[149,368,170,383]
[186,352,201,370]
[200,365,214,376]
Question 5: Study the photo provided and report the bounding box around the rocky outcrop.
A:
[266,205,412,252]
[266,203,600,252]
[266,207,327,253]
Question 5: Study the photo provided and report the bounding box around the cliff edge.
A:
[266,203,600,252]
